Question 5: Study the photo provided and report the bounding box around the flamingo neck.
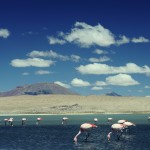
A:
[91,124,97,128]
[74,130,81,142]
[107,132,112,141]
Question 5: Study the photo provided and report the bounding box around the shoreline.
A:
[0,112,150,116]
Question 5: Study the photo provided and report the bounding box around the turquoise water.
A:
[0,114,150,149]
[0,114,150,125]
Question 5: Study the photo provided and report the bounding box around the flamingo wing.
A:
[123,121,135,126]
[80,123,97,129]
[111,123,125,130]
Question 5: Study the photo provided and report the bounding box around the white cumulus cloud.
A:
[93,49,108,55]
[54,81,70,88]
[48,22,115,48]
[89,56,111,63]
[28,50,82,62]
[132,36,149,43]
[28,50,69,61]
[76,63,150,75]
[35,70,52,75]
[91,86,103,90]
[22,72,29,76]
[71,78,91,87]
[95,81,107,86]
[10,58,54,67]
[144,85,150,89]
[70,55,81,62]
[106,74,140,86]
[116,35,130,45]
[0,28,10,38]
[64,22,115,47]
[47,22,150,48]
[47,36,66,45]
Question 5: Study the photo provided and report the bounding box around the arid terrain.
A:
[0,95,150,114]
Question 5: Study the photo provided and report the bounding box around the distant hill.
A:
[0,82,78,97]
[105,91,122,96]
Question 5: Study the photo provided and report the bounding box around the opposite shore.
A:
[0,94,150,115]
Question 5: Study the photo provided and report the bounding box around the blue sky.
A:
[0,0,150,96]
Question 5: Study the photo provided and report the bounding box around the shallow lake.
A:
[0,114,150,149]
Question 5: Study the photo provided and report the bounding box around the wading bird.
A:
[108,118,113,123]
[73,123,97,142]
[8,118,14,126]
[62,117,69,125]
[117,119,127,124]
[148,117,150,122]
[36,117,42,125]
[107,123,126,141]
[123,121,136,132]
[22,118,27,126]
[94,118,98,123]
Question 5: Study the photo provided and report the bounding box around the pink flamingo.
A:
[123,121,136,132]
[107,118,113,123]
[8,118,14,126]
[36,117,42,125]
[62,117,69,125]
[73,123,97,142]
[22,118,27,126]
[148,117,150,122]
[107,123,126,141]
[123,121,135,127]
[117,119,127,124]
[94,118,98,124]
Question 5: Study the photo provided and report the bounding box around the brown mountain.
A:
[105,91,122,96]
[0,82,78,96]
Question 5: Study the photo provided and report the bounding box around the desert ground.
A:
[0,95,150,114]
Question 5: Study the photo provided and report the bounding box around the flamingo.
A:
[36,117,42,125]
[22,118,27,126]
[62,117,69,125]
[8,118,14,126]
[123,121,135,127]
[73,123,97,142]
[107,123,126,141]
[94,118,98,123]
[117,119,127,124]
[107,118,113,123]
[123,121,136,132]
[148,117,150,122]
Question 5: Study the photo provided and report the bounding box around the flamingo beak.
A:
[92,124,98,128]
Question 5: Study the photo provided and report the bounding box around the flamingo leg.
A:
[84,132,90,141]
[22,121,24,126]
[10,122,13,126]
[117,130,123,140]
[128,127,131,134]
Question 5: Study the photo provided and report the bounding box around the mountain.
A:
[0,82,78,97]
[105,91,122,96]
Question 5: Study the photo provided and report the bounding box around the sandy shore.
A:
[0,95,150,114]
